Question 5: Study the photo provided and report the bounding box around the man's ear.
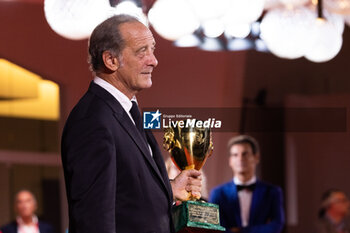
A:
[102,51,119,71]
[255,153,260,164]
[228,155,234,168]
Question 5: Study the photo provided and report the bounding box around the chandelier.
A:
[44,0,350,63]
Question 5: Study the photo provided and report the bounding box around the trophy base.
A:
[172,200,225,233]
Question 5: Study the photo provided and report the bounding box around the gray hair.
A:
[88,14,139,72]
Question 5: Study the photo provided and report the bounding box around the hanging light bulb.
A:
[187,0,230,22]
[304,18,343,62]
[148,0,199,41]
[199,37,224,51]
[44,0,111,40]
[302,0,344,62]
[202,19,225,38]
[225,22,251,38]
[308,5,345,34]
[111,0,148,26]
[174,34,201,47]
[227,38,254,51]
[260,7,314,59]
[324,9,345,34]
[255,39,269,52]
[222,0,264,40]
[223,0,265,25]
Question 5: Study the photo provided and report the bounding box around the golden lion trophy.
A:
[164,125,225,233]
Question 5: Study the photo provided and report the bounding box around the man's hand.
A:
[170,169,202,201]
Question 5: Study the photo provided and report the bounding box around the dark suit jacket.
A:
[61,82,174,233]
[210,180,285,233]
[0,220,55,233]
[314,217,350,233]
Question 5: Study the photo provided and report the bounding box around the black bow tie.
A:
[236,183,256,192]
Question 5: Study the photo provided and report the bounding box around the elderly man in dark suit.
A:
[315,189,350,233]
[0,190,55,233]
[61,15,202,233]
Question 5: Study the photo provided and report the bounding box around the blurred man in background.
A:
[0,190,55,233]
[210,135,285,233]
[316,189,350,233]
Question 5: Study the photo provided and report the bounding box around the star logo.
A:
[150,110,161,123]
[143,110,162,129]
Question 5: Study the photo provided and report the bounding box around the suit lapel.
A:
[114,111,167,187]
[228,182,242,227]
[88,82,169,199]
[249,180,265,225]
[38,222,44,233]
[146,130,172,199]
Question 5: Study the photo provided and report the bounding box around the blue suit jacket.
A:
[0,220,55,233]
[210,180,285,233]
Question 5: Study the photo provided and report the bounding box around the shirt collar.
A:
[233,175,257,186]
[325,213,346,228]
[16,215,38,226]
[93,76,137,113]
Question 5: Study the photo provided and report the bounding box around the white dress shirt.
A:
[16,215,39,233]
[234,176,257,227]
[93,77,153,156]
[94,77,136,124]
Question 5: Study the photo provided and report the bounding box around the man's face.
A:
[229,143,259,176]
[15,191,37,218]
[329,192,350,216]
[116,21,158,93]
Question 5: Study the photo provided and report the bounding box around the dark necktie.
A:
[130,101,148,144]
[236,183,256,192]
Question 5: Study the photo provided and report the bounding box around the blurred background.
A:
[0,0,350,232]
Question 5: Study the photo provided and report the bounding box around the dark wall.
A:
[241,25,350,233]
[243,28,350,104]
[284,94,350,233]
[1,2,350,233]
